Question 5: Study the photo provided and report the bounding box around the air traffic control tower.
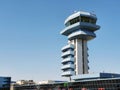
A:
[60,11,100,77]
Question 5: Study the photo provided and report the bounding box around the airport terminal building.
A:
[11,73,120,90]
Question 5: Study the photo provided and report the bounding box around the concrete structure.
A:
[60,11,100,77]
[0,76,11,89]
[16,80,36,85]
[38,80,66,84]
[10,80,36,90]
[72,73,120,81]
[10,74,120,90]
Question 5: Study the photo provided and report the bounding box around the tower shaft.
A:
[74,39,88,75]
[69,39,88,75]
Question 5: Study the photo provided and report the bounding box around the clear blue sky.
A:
[0,0,120,81]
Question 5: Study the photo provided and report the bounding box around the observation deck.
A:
[60,11,100,40]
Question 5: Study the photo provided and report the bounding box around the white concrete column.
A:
[74,39,88,75]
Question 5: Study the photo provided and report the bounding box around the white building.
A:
[16,80,35,85]
[38,80,65,84]
[60,11,100,77]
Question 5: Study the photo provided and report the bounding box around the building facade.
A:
[61,11,100,77]
[0,77,11,90]
[11,76,120,90]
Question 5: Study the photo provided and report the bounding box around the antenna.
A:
[73,10,77,13]
[91,11,96,16]
[91,11,95,13]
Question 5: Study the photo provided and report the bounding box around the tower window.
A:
[65,16,96,27]
[70,16,80,25]
[81,16,96,24]
[65,16,80,26]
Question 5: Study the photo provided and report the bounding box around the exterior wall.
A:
[61,38,89,76]
[16,80,35,85]
[75,39,83,75]
[0,77,11,90]
[74,39,88,75]
[11,78,120,90]
[83,40,89,74]
[61,44,75,76]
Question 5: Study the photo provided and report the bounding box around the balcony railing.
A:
[68,30,96,40]
[61,64,74,70]
[61,50,74,58]
[61,71,75,76]
[61,57,74,63]
[61,44,74,52]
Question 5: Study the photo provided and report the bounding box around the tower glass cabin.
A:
[60,11,100,77]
